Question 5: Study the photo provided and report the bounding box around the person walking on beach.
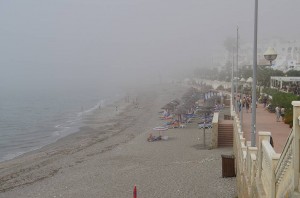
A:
[275,106,281,122]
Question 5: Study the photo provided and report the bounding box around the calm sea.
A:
[0,87,123,162]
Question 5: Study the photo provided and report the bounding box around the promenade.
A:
[239,103,291,153]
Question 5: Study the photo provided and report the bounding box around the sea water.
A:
[0,87,123,162]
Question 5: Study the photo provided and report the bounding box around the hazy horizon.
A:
[1,0,299,92]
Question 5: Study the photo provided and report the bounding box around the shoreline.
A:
[0,94,129,164]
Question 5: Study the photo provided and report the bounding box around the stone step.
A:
[218,123,233,147]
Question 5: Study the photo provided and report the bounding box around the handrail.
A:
[274,128,294,184]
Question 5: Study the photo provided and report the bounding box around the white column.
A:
[270,78,272,88]
[258,131,271,178]
[292,101,300,193]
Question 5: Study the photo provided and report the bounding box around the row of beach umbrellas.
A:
[161,86,222,116]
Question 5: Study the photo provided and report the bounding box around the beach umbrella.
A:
[174,105,188,123]
[153,126,168,136]
[181,88,196,99]
[161,103,174,110]
[170,99,180,106]
[161,99,180,111]
[182,98,197,111]
[174,105,188,115]
[246,77,253,83]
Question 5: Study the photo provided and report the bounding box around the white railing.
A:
[274,129,294,197]
[233,101,300,198]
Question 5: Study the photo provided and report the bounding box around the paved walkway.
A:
[239,103,291,153]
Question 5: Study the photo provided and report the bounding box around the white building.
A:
[221,38,300,72]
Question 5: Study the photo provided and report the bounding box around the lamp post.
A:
[250,46,277,146]
[251,0,279,146]
[236,26,239,115]
[240,77,246,131]
[251,0,258,147]
[235,77,240,112]
[231,48,235,112]
[251,0,278,146]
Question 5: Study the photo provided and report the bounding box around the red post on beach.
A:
[133,185,137,198]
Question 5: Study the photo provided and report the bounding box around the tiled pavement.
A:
[239,103,291,153]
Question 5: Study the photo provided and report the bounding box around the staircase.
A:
[218,121,233,147]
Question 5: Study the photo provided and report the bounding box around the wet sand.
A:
[0,83,236,198]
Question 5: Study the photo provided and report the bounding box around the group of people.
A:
[235,94,252,113]
[281,84,300,95]
[275,106,285,122]
[260,95,285,122]
[241,95,252,113]
[147,133,162,142]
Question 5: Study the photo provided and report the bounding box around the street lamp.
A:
[231,48,235,113]
[236,26,239,116]
[251,45,278,147]
[234,77,240,112]
[251,0,258,147]
[264,47,278,66]
[240,77,246,132]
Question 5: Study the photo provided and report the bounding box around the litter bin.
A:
[221,154,236,177]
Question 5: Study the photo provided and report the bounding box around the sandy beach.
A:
[0,83,236,198]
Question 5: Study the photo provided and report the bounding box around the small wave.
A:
[51,125,72,137]
[99,99,106,108]
[0,95,123,163]
[1,151,26,162]
[82,104,99,115]
[76,99,107,117]
[53,131,60,136]
[0,145,46,162]
[0,91,127,163]
[66,120,75,124]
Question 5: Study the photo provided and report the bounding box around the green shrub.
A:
[263,87,300,128]
[284,111,293,128]
[263,88,300,111]
[216,85,224,90]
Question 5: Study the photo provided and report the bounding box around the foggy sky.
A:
[0,0,299,91]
